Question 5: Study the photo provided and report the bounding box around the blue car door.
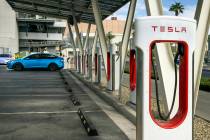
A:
[39,54,50,68]
[23,54,41,68]
[39,54,57,68]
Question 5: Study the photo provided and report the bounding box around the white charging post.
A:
[107,46,120,91]
[135,16,196,140]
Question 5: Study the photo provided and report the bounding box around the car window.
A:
[40,54,57,59]
[0,54,11,57]
[27,54,40,59]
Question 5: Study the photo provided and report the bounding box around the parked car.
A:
[0,54,13,65]
[7,53,64,71]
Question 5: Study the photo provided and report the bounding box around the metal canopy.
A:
[6,0,130,23]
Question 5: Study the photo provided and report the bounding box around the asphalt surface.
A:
[0,65,129,140]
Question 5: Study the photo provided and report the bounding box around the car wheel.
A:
[48,63,58,71]
[13,63,23,71]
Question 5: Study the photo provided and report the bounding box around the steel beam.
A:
[194,0,210,113]
[67,20,76,52]
[92,31,98,64]
[83,23,91,51]
[144,0,163,15]
[91,0,108,76]
[82,23,91,75]
[119,0,137,96]
[73,15,83,54]
[91,31,98,81]
[73,13,84,73]
[67,20,77,69]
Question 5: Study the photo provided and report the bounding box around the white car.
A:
[0,54,13,65]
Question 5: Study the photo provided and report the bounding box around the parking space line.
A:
[0,94,71,97]
[0,110,103,115]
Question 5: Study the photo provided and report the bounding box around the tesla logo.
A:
[152,26,187,33]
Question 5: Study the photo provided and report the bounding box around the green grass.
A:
[199,77,210,92]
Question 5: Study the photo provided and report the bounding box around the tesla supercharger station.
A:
[135,16,196,140]
[129,47,136,104]
[94,46,101,83]
[107,46,120,91]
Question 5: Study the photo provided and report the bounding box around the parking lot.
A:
[0,65,130,140]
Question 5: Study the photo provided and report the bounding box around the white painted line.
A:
[0,111,78,115]
[0,110,103,115]
[0,94,70,97]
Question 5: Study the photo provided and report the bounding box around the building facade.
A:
[64,18,127,53]
[18,14,67,55]
[0,0,18,55]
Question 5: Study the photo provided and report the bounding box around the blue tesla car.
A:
[7,53,64,71]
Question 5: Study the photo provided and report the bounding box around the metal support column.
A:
[119,0,137,97]
[92,31,98,64]
[91,31,98,81]
[91,0,108,76]
[83,23,91,75]
[73,16,83,54]
[67,20,77,69]
[194,0,210,112]
[73,15,83,73]
[83,23,91,51]
[145,0,163,15]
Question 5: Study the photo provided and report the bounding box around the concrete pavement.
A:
[0,65,131,140]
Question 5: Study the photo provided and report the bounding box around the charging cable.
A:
[152,43,184,121]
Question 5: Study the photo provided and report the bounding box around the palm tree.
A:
[169,2,184,16]
[169,2,185,57]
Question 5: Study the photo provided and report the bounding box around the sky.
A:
[108,0,210,34]
[109,0,198,19]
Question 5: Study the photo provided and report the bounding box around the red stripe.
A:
[130,49,136,91]
[95,54,97,76]
[107,52,111,81]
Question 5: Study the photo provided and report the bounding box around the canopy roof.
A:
[6,0,129,23]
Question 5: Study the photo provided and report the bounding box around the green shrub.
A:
[200,77,210,91]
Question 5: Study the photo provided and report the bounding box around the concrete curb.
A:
[65,70,136,125]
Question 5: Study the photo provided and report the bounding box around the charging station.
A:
[107,46,120,91]
[129,48,136,104]
[135,16,196,140]
[95,46,101,83]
